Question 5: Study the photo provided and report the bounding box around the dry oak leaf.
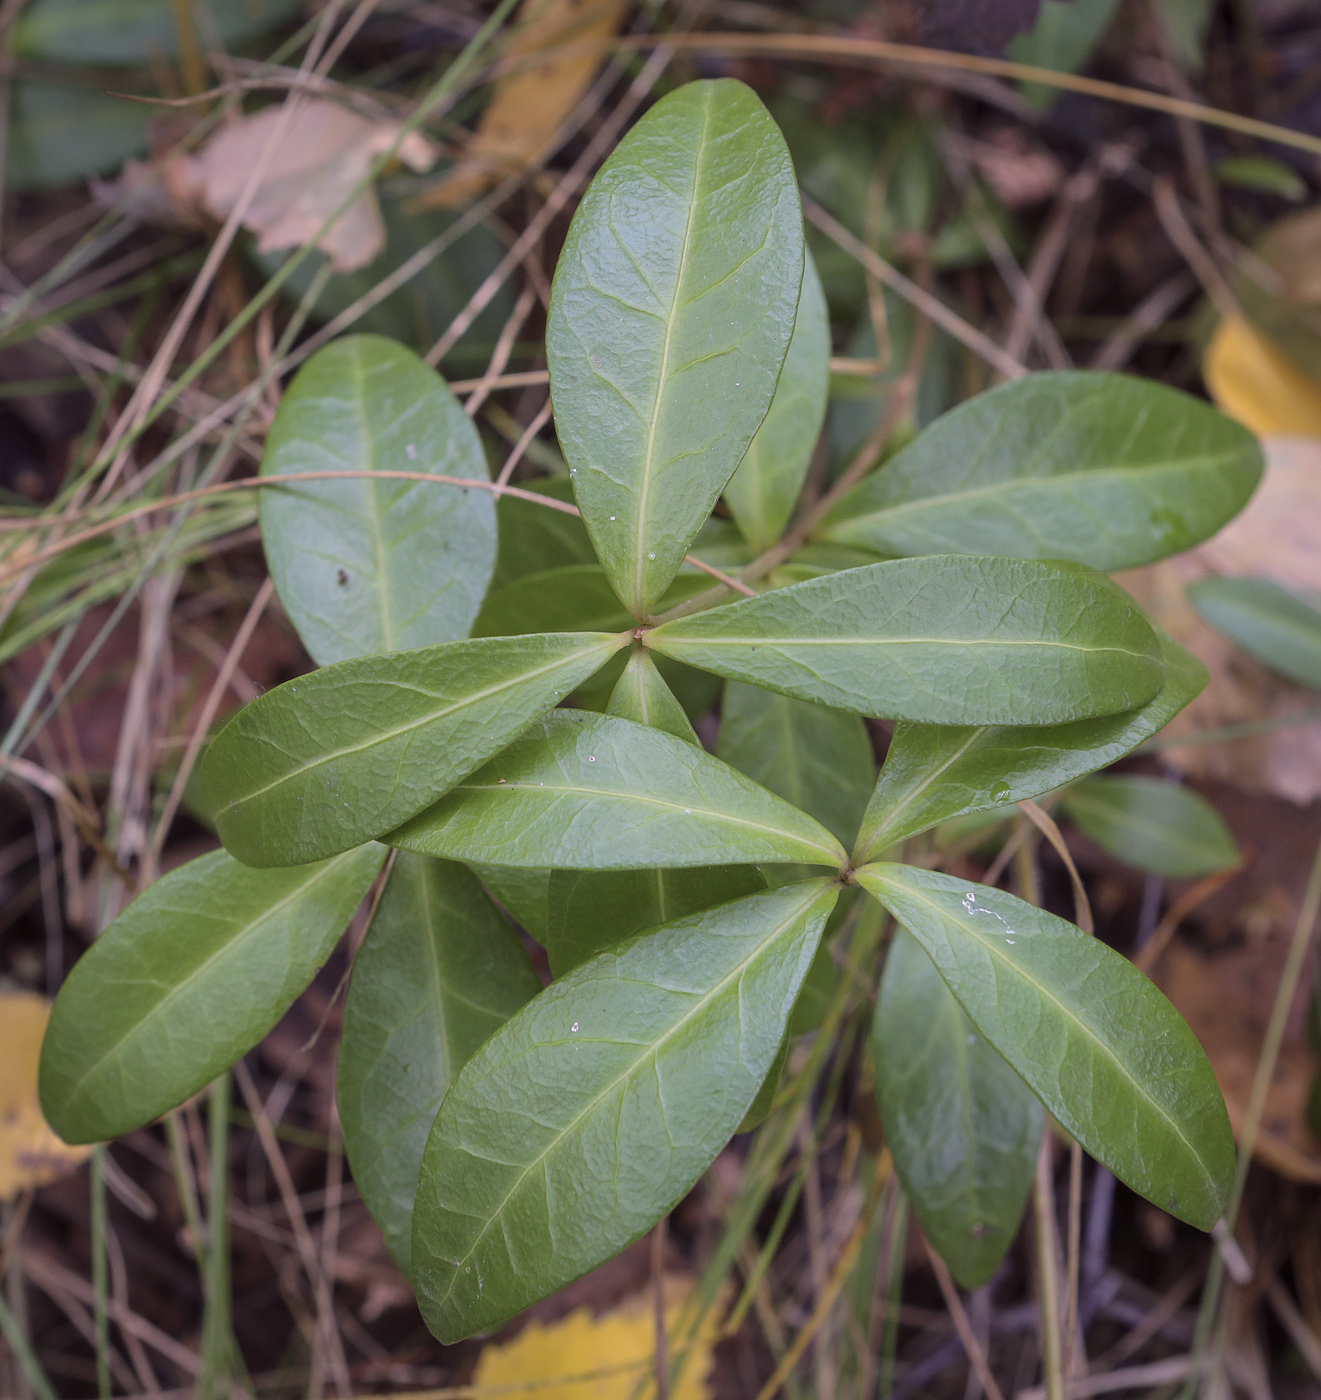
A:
[171,100,437,272]
[0,990,93,1199]
[425,0,625,208]
[1118,437,1321,803]
[472,1273,720,1400]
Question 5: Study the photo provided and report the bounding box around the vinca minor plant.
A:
[40,78,1264,1333]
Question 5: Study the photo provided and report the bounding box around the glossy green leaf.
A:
[718,681,874,845]
[606,648,698,745]
[468,864,551,946]
[546,78,804,617]
[1157,0,1213,70]
[411,879,839,1341]
[857,864,1234,1229]
[646,556,1165,726]
[1007,0,1122,108]
[262,196,515,366]
[853,630,1206,862]
[260,335,495,666]
[1061,775,1240,878]
[1188,576,1321,690]
[787,934,838,1037]
[738,1035,788,1134]
[490,479,593,589]
[391,710,847,870]
[474,565,708,638]
[40,845,385,1145]
[874,928,1041,1288]
[724,254,830,552]
[338,854,540,1274]
[7,80,149,188]
[16,0,300,65]
[198,632,625,868]
[816,373,1263,573]
[544,865,765,977]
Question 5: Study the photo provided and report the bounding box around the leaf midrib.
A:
[631,85,713,611]
[657,635,1153,660]
[449,777,844,864]
[826,451,1249,535]
[855,726,987,861]
[871,872,1217,1204]
[430,882,828,1315]
[59,853,362,1119]
[220,639,614,814]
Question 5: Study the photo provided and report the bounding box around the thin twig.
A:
[803,200,1028,381]
[924,1240,1007,1400]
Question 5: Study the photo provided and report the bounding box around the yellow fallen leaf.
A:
[426,0,625,208]
[1204,316,1321,439]
[471,1274,720,1400]
[0,990,92,1200]
[169,100,437,272]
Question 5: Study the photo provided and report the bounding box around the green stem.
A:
[877,1190,908,1399]
[200,1074,245,1399]
[0,1291,57,1400]
[90,1144,111,1399]
[1034,1135,1065,1400]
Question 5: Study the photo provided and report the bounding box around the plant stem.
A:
[0,1291,57,1400]
[90,1144,111,1399]
[1034,1134,1065,1400]
[878,1190,908,1399]
[1180,830,1321,1398]
[200,1074,244,1398]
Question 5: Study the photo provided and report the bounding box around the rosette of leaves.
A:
[41,78,1263,1329]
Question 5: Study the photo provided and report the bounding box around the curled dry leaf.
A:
[425,0,625,208]
[151,100,437,272]
[471,1273,720,1400]
[0,991,93,1199]
[1119,438,1321,803]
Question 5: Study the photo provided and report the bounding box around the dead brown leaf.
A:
[107,100,436,272]
[425,0,625,208]
[1118,436,1321,804]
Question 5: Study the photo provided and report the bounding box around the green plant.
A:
[39,77,1265,1333]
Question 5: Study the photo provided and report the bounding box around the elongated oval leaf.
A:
[718,681,875,845]
[468,863,551,945]
[391,710,847,870]
[474,565,708,638]
[547,77,804,617]
[817,372,1263,572]
[491,479,594,589]
[605,647,699,744]
[1188,575,1321,690]
[874,928,1042,1288]
[545,865,765,976]
[857,864,1234,1229]
[853,630,1206,862]
[1061,775,1240,878]
[647,557,1165,726]
[260,335,495,665]
[40,844,385,1144]
[198,632,626,868]
[724,254,830,552]
[411,879,839,1341]
[339,854,541,1274]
